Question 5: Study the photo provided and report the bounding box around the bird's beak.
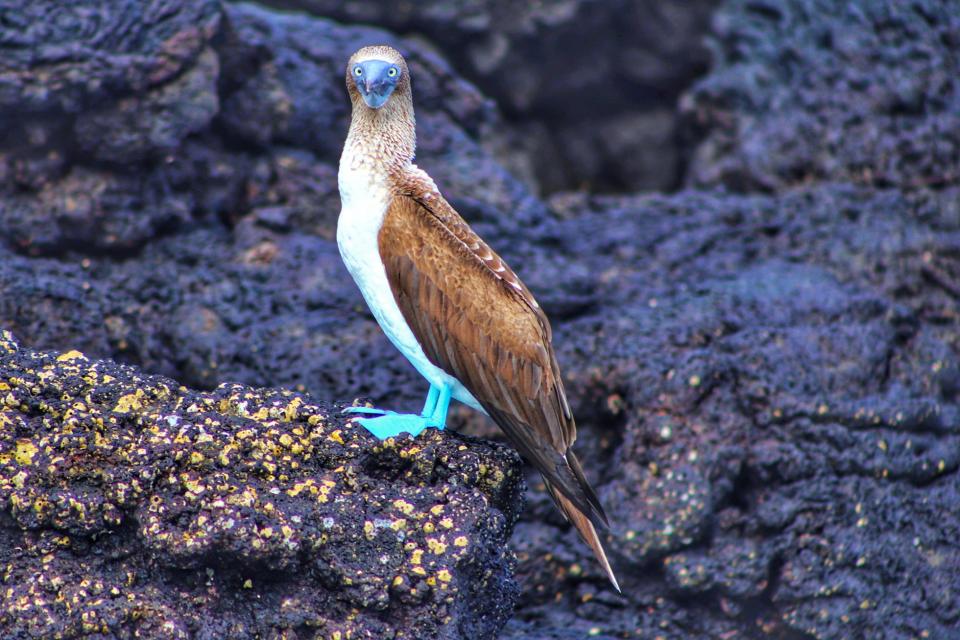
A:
[354,60,399,109]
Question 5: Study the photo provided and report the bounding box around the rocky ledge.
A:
[0,331,522,639]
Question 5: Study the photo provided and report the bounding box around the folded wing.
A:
[378,191,608,530]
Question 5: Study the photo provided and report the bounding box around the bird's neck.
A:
[342,98,416,185]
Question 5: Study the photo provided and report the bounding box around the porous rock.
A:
[500,184,960,639]
[0,1,545,257]
[2,0,960,639]
[0,331,523,639]
[0,0,221,114]
[684,0,960,191]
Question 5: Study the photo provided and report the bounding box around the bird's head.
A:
[346,45,410,110]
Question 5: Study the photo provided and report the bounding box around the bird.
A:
[336,44,619,592]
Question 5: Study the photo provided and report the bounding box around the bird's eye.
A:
[387,67,398,77]
[354,67,363,76]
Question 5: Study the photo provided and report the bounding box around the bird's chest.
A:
[337,166,393,309]
[337,165,389,264]
[336,165,421,359]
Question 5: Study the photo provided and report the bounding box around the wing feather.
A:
[378,191,609,528]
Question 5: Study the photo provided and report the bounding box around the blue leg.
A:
[345,383,452,439]
[420,384,440,418]
[428,383,452,430]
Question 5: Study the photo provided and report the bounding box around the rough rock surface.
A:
[684,0,960,191]
[263,0,719,193]
[1,0,959,639]
[0,1,544,257]
[499,184,960,639]
[0,331,523,639]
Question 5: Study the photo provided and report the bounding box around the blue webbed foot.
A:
[354,413,435,439]
[346,383,453,440]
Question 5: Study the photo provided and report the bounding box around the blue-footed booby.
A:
[337,45,619,592]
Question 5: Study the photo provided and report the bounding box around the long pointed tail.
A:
[547,481,621,593]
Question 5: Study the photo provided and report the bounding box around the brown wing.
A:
[378,191,608,529]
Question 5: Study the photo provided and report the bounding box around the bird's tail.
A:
[546,481,621,593]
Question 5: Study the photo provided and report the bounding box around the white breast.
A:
[337,157,483,413]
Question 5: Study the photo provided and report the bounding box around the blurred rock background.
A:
[259,0,717,194]
[1,0,958,638]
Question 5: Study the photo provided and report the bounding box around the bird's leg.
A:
[428,383,452,430]
[420,383,440,418]
[342,383,440,420]
[347,383,452,439]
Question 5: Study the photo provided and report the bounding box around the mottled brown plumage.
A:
[341,45,619,591]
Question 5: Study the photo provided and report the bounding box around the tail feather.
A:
[566,449,609,529]
[547,481,621,593]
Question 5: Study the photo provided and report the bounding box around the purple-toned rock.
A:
[1,1,959,639]
[684,0,960,191]
[0,331,523,639]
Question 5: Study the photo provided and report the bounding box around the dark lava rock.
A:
[0,1,221,114]
[262,0,719,193]
[2,1,960,639]
[498,184,960,639]
[684,0,960,191]
[73,47,222,164]
[5,175,957,639]
[0,1,545,257]
[0,331,523,639]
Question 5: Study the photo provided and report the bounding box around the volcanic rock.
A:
[0,331,523,639]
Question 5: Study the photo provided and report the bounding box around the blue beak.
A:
[353,60,400,109]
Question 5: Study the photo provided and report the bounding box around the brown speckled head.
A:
[345,45,411,108]
[343,45,416,175]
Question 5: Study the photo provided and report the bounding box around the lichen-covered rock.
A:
[0,331,523,639]
[684,0,960,191]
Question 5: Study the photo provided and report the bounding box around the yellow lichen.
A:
[14,440,38,465]
[113,392,144,414]
[393,499,414,515]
